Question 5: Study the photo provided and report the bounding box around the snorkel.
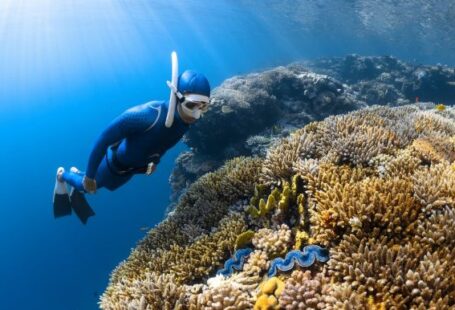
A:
[165,51,180,128]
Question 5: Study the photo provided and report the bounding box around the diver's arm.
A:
[85,106,153,180]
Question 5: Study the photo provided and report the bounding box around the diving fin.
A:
[53,168,72,218]
[70,189,95,224]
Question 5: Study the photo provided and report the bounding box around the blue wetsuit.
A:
[61,101,189,192]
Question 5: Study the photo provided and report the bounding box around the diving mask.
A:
[180,94,210,119]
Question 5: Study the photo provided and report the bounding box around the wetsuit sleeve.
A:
[85,106,152,179]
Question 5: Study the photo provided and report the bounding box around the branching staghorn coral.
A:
[303,162,420,245]
[327,232,455,309]
[107,157,261,284]
[413,163,455,213]
[101,214,247,307]
[278,270,331,310]
[99,273,185,310]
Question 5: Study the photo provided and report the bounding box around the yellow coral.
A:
[435,103,446,111]
[254,277,284,310]
[235,230,255,250]
[293,230,309,250]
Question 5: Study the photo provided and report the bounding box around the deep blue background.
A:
[0,1,453,309]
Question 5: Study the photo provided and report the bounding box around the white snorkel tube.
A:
[165,51,181,128]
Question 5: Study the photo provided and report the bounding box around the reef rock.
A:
[101,103,455,310]
[308,54,455,105]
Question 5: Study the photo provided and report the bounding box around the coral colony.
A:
[100,56,455,309]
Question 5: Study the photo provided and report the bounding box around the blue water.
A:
[0,1,453,309]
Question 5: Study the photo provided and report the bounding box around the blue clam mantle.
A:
[217,248,253,277]
[267,245,329,277]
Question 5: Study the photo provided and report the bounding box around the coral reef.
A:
[102,60,455,309]
[170,55,455,207]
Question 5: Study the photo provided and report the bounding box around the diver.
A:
[53,52,210,224]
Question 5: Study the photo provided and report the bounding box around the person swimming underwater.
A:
[53,52,210,224]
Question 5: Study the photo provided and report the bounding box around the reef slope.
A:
[100,103,455,309]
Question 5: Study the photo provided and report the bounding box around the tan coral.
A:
[278,270,329,309]
[304,163,420,245]
[252,224,292,257]
[411,136,455,164]
[190,282,253,310]
[243,250,269,275]
[108,157,261,286]
[413,163,455,213]
[99,273,185,310]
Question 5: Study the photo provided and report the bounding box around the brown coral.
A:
[304,163,420,245]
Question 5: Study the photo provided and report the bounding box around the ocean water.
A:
[0,1,453,309]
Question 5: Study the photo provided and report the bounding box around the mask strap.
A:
[166,81,185,102]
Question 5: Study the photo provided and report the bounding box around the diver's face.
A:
[180,98,209,121]
[177,102,198,124]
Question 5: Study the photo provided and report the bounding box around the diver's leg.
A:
[95,157,133,191]
[61,169,85,192]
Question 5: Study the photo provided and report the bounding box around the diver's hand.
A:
[83,176,97,193]
[145,162,157,176]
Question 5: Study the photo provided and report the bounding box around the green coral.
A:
[235,230,256,250]
[247,182,293,218]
